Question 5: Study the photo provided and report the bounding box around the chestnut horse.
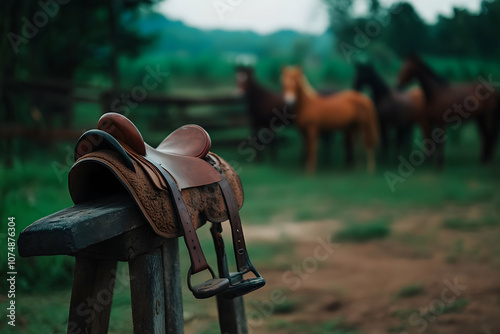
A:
[397,55,500,166]
[353,63,425,159]
[281,66,379,173]
[237,66,339,163]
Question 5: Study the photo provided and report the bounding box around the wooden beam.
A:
[0,125,83,140]
[100,90,244,107]
[18,195,146,257]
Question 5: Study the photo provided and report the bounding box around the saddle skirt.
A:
[69,134,243,238]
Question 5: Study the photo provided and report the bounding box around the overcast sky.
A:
[157,0,483,35]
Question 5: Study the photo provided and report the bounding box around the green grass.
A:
[390,298,469,326]
[0,160,75,292]
[232,124,500,225]
[446,239,465,263]
[390,308,419,320]
[274,300,296,314]
[397,283,425,298]
[334,219,391,242]
[388,323,408,333]
[268,318,359,334]
[441,298,469,314]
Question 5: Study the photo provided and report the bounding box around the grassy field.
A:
[1,115,500,333]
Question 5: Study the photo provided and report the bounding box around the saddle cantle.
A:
[69,112,265,299]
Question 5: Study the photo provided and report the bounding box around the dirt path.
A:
[186,213,500,334]
[252,240,500,333]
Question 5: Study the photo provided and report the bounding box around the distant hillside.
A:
[134,11,334,57]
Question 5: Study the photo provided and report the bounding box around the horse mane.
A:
[242,70,266,95]
[299,72,318,98]
[370,68,390,91]
[361,66,391,100]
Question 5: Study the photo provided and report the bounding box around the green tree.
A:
[1,0,159,84]
[1,0,159,128]
[382,2,429,57]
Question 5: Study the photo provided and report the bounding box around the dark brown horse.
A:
[236,66,288,161]
[397,55,500,166]
[353,63,425,160]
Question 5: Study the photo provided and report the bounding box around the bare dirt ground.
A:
[186,209,500,334]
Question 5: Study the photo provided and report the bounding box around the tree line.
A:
[325,0,500,61]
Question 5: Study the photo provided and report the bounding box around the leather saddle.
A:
[69,112,265,299]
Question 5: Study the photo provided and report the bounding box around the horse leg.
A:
[396,124,413,158]
[421,119,434,163]
[366,148,375,174]
[436,125,446,169]
[344,127,354,168]
[475,113,492,164]
[485,102,500,162]
[299,128,307,164]
[304,126,319,174]
[252,124,264,163]
[269,134,279,165]
[379,121,389,162]
[321,131,333,165]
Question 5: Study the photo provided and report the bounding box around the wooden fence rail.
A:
[18,195,248,334]
[1,79,249,166]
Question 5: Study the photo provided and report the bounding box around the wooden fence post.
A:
[19,196,250,334]
[67,257,117,334]
[162,239,184,334]
[129,248,166,333]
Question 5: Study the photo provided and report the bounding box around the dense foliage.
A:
[326,0,500,59]
[0,0,159,82]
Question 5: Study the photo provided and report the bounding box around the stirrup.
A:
[187,266,230,299]
[215,177,266,298]
[210,221,265,299]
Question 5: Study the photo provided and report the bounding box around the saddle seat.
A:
[96,113,220,190]
[70,112,264,299]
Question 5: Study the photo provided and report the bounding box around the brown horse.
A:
[281,66,379,173]
[397,55,500,166]
[236,66,339,163]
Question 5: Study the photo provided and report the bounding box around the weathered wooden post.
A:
[18,195,247,334]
